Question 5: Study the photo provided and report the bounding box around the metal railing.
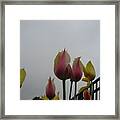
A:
[71,77,100,100]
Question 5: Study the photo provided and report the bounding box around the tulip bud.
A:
[54,49,71,80]
[83,89,91,100]
[46,77,56,100]
[71,57,83,82]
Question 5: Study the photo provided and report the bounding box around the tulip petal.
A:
[20,68,26,88]
[79,59,84,72]
[54,52,61,70]
[79,60,86,74]
[62,49,70,64]
[65,64,72,79]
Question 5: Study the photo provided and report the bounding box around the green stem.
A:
[69,80,73,100]
[62,80,66,100]
[74,82,77,99]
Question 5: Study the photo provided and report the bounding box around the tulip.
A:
[46,77,56,100]
[82,61,96,82]
[70,57,83,97]
[71,57,83,82]
[54,49,71,100]
[83,89,91,100]
[54,49,71,80]
[69,57,83,99]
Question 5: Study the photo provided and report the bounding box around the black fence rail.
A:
[71,77,100,100]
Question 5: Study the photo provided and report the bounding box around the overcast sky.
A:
[20,20,100,100]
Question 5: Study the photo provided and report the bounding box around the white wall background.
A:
[20,20,100,100]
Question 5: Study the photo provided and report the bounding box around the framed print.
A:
[0,0,119,119]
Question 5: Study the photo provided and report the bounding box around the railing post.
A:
[96,82,98,100]
[92,82,94,100]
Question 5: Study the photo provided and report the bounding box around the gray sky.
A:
[20,20,100,100]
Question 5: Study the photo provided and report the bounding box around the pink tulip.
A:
[54,49,71,80]
[46,77,55,99]
[71,57,83,82]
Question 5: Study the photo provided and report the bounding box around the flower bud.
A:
[54,49,71,80]
[71,57,83,82]
[46,77,55,99]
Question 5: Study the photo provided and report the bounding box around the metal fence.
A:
[72,77,100,100]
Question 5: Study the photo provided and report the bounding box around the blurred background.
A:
[20,20,100,100]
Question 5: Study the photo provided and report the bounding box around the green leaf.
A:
[52,92,60,100]
[79,86,88,93]
[20,68,26,88]
[86,61,96,81]
[87,81,90,86]
[82,77,90,82]
[41,95,49,100]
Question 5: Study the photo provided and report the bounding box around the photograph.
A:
[2,2,117,117]
[20,20,100,100]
